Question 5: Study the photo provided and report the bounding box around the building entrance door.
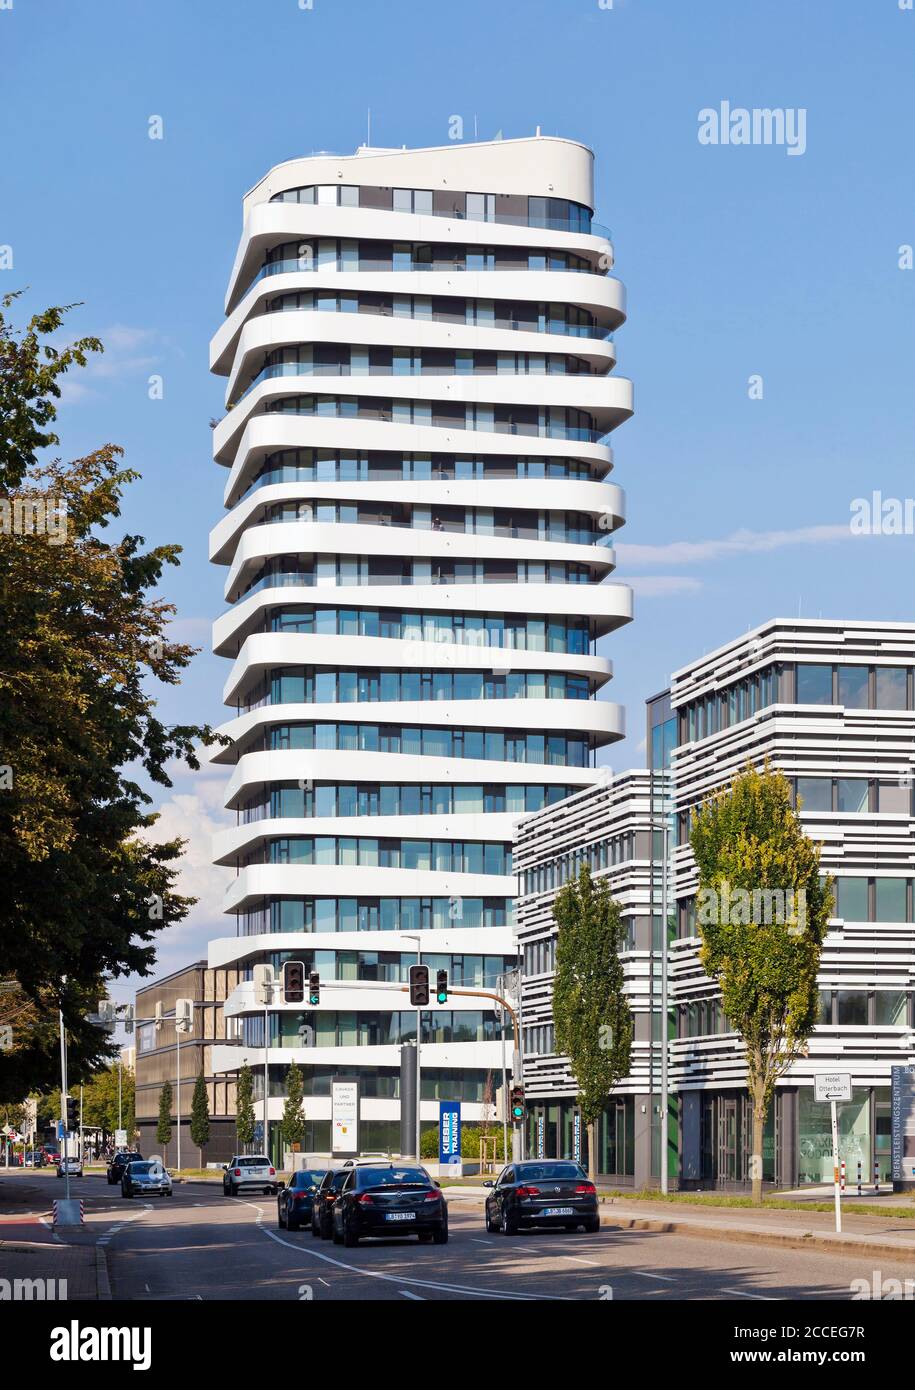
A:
[717,1098,739,1182]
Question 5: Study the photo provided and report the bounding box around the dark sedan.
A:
[332,1165,448,1247]
[277,1168,326,1231]
[484,1160,599,1234]
[107,1150,142,1185]
[311,1168,351,1239]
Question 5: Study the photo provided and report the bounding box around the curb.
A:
[600,1211,915,1261]
[96,1244,111,1301]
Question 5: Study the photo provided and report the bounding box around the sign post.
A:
[438,1101,461,1176]
[815,1073,852,1232]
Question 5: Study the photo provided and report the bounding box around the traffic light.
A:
[408,964,430,1007]
[283,960,305,1005]
[435,969,448,1005]
[510,1084,525,1123]
[65,1095,78,1132]
[122,1004,135,1035]
[308,971,320,1006]
[175,998,194,1034]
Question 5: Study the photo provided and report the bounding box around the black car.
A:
[107,1151,142,1185]
[483,1160,599,1234]
[311,1168,351,1239]
[332,1164,448,1247]
[277,1168,326,1231]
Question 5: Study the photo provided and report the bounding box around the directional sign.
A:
[815,1073,852,1103]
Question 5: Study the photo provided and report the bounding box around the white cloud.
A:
[141,768,232,945]
[58,324,164,401]
[617,523,851,567]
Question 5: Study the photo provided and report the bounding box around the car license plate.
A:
[384,1211,416,1221]
[542,1206,575,1217]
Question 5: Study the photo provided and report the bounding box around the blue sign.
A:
[438,1101,461,1164]
[253,1121,264,1144]
[56,1121,65,1140]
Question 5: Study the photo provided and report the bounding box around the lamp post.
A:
[646,811,673,1194]
[398,934,422,1162]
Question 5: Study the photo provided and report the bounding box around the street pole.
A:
[79,1085,84,1168]
[118,1056,122,1132]
[58,992,70,1203]
[660,819,670,1195]
[831,1099,842,1233]
[415,942,421,1166]
[176,1025,181,1172]
[500,1003,509,1167]
[264,985,269,1163]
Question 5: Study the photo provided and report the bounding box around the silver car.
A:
[122,1160,173,1198]
[56,1156,83,1179]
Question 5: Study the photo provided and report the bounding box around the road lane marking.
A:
[559,1255,600,1267]
[633,1271,676,1282]
[721,1289,778,1300]
[399,1290,425,1300]
[236,1201,566,1301]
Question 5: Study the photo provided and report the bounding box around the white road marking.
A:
[721,1289,779,1301]
[633,1271,676,1282]
[318,1277,330,1287]
[399,1289,425,1300]
[235,1200,566,1301]
[559,1255,600,1267]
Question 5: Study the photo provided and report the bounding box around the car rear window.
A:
[357,1167,429,1187]
[516,1163,585,1181]
[129,1162,154,1174]
[239,1158,269,1168]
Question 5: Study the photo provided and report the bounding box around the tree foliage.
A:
[0,294,224,1100]
[690,761,833,1201]
[280,1060,305,1149]
[156,1079,173,1159]
[552,865,633,1175]
[80,1062,134,1137]
[235,1061,256,1151]
[190,1070,210,1164]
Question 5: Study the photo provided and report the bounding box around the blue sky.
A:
[4,0,914,983]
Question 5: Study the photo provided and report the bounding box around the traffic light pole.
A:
[58,988,70,1203]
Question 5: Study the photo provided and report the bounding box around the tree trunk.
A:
[199,1146,203,1169]
[750,1086,765,1206]
[587,1119,599,1184]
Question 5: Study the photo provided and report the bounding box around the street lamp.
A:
[646,811,673,1194]
[397,934,422,1162]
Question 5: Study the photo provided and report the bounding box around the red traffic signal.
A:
[408,964,430,1006]
[283,960,306,1005]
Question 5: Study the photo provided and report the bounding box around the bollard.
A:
[856,1159,862,1197]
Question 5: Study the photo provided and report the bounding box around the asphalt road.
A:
[4,1172,912,1302]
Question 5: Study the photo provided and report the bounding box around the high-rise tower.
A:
[208,137,633,1159]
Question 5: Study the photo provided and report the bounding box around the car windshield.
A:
[357,1167,429,1187]
[293,1170,325,1187]
[515,1163,585,1182]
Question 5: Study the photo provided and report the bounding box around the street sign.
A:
[331,1078,359,1156]
[438,1101,461,1165]
[115,1129,127,1148]
[815,1073,852,1103]
[253,1122,264,1144]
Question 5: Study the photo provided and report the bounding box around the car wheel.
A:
[485,1205,497,1233]
[417,1231,433,1243]
[584,1217,601,1234]
[342,1216,358,1248]
[332,1217,343,1246]
[320,1217,333,1241]
[287,1214,299,1231]
[310,1218,319,1238]
[432,1220,449,1245]
[501,1209,518,1236]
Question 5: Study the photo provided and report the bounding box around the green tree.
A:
[235,1060,256,1152]
[690,762,833,1204]
[156,1080,172,1165]
[0,294,224,1101]
[280,1060,306,1152]
[552,864,633,1182]
[81,1062,134,1138]
[190,1070,210,1167]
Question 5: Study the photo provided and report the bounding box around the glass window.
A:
[875,667,908,710]
[836,778,868,814]
[837,665,869,709]
[797,777,832,813]
[797,664,833,705]
[875,878,908,922]
[835,877,868,920]
[878,780,911,814]
[875,991,907,1026]
[836,991,868,1026]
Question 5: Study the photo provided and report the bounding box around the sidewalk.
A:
[0,1239,99,1299]
[600,1196,915,1259]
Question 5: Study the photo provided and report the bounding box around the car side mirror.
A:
[433,1180,441,1189]
[482,1180,494,1188]
[277,1180,286,1190]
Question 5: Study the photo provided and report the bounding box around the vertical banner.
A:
[536,1113,545,1158]
[438,1101,461,1165]
[891,1065,915,1183]
[331,1077,359,1156]
[572,1110,582,1164]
